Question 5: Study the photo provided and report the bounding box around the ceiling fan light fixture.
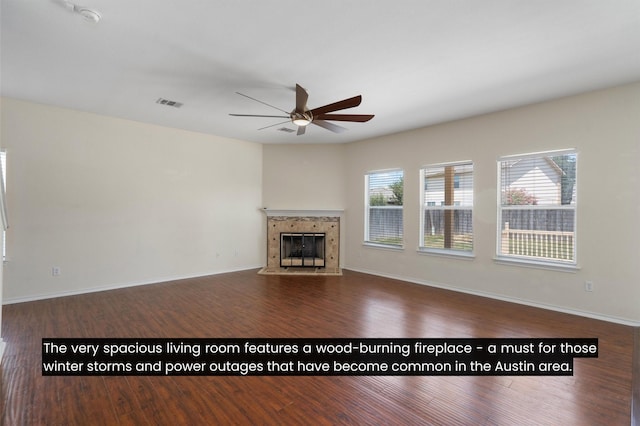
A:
[291,111,312,127]
[292,117,311,126]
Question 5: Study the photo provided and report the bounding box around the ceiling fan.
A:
[230,84,374,135]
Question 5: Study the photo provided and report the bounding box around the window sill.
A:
[363,242,404,251]
[417,248,475,260]
[493,256,580,273]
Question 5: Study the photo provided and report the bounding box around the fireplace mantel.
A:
[261,209,344,218]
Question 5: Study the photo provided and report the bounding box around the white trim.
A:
[344,267,640,327]
[0,339,5,364]
[261,209,344,217]
[498,148,577,161]
[364,167,404,176]
[0,150,7,232]
[420,159,473,169]
[494,256,579,272]
[417,248,475,260]
[2,265,263,305]
[364,174,370,242]
[500,205,575,211]
[423,205,473,211]
[363,242,404,251]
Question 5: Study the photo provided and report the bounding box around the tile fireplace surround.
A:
[259,209,342,276]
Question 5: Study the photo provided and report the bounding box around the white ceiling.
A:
[2,0,640,144]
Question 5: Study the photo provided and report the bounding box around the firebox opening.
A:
[280,233,326,267]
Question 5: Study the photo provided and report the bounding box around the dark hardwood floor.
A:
[1,269,636,425]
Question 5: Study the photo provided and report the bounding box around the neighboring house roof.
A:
[501,156,564,205]
[508,157,565,177]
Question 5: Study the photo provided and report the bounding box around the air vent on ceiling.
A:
[156,98,183,108]
[277,127,295,133]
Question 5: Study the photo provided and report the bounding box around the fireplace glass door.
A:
[280,233,326,267]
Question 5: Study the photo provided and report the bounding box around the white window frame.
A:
[495,149,578,270]
[418,161,474,258]
[364,169,404,249]
[0,150,6,261]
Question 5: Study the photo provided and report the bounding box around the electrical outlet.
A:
[52,266,61,276]
[584,281,593,292]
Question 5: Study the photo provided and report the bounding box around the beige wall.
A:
[343,83,640,324]
[1,98,264,302]
[262,143,346,210]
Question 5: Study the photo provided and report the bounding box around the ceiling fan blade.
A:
[312,120,348,133]
[257,120,291,131]
[309,95,362,116]
[235,92,290,114]
[295,84,308,112]
[297,126,306,136]
[229,114,289,119]
[313,113,374,122]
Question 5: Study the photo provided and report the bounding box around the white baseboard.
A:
[344,267,640,327]
[2,265,263,305]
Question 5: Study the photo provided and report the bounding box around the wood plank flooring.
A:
[1,269,636,425]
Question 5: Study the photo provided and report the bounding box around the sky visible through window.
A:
[368,170,402,189]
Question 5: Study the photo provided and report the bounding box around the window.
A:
[1,150,6,260]
[420,162,473,254]
[497,150,577,266]
[365,169,403,247]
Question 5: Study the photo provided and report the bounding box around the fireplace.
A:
[281,233,325,267]
[261,211,341,275]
